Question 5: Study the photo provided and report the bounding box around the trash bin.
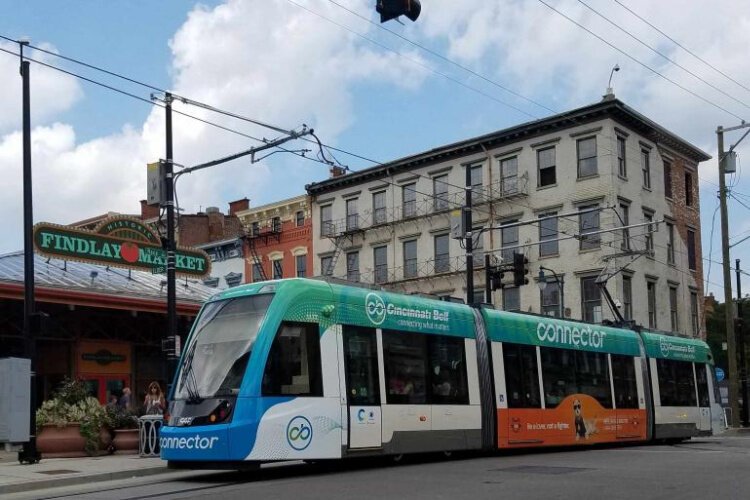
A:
[138,415,163,457]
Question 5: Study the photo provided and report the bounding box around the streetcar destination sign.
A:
[33,220,211,277]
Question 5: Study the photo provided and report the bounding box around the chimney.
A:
[140,200,159,220]
[330,165,346,178]
[206,206,224,241]
[228,197,249,215]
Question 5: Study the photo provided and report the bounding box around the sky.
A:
[1,0,750,299]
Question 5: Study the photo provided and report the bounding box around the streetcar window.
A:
[656,358,697,407]
[343,326,380,406]
[262,322,323,397]
[611,354,638,409]
[383,331,428,404]
[540,347,612,408]
[541,347,577,408]
[428,336,469,405]
[695,363,710,407]
[575,351,612,408]
[503,343,541,408]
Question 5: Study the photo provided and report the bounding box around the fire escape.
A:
[245,216,283,281]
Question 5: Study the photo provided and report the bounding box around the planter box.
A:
[113,428,139,454]
[36,424,87,458]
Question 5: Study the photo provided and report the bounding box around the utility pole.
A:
[737,259,749,426]
[164,93,177,393]
[719,122,750,428]
[465,166,474,306]
[18,40,41,464]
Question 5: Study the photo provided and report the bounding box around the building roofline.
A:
[306,98,712,195]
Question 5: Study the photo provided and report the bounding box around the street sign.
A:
[151,266,166,275]
[715,367,725,382]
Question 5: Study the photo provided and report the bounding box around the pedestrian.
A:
[119,387,132,410]
[144,381,166,416]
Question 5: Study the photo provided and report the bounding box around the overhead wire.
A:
[536,0,747,122]
[576,0,750,111]
[612,0,750,95]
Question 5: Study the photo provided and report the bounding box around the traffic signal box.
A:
[513,252,529,287]
[376,0,421,23]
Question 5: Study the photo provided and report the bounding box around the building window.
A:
[501,219,519,262]
[295,210,305,227]
[403,182,417,218]
[346,198,359,231]
[252,262,263,282]
[579,205,600,250]
[641,148,651,189]
[500,156,518,195]
[373,191,387,225]
[664,160,673,198]
[473,288,485,305]
[272,259,283,280]
[539,212,558,257]
[434,234,450,274]
[503,287,520,312]
[617,136,627,178]
[690,291,699,336]
[473,228,484,267]
[272,216,281,233]
[537,147,556,187]
[540,278,561,317]
[374,245,388,284]
[622,275,632,320]
[647,281,657,328]
[669,285,679,332]
[433,175,449,211]
[346,251,360,282]
[581,277,601,323]
[577,137,597,178]
[644,211,654,254]
[471,164,483,203]
[296,255,306,278]
[666,222,675,264]
[685,172,694,207]
[620,202,630,250]
[250,221,260,236]
[320,204,333,237]
[687,229,697,270]
[403,240,417,279]
[321,256,333,277]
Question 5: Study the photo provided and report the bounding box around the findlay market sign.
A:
[33,218,210,277]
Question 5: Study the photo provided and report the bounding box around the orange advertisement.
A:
[498,394,647,448]
[76,340,131,375]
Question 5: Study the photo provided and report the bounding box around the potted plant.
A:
[35,378,111,457]
[106,406,140,454]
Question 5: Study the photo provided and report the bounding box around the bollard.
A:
[138,415,163,457]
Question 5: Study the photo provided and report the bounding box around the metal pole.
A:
[19,41,40,464]
[719,126,740,427]
[465,166,473,306]
[484,253,492,305]
[165,93,177,394]
[560,276,565,319]
[737,259,749,426]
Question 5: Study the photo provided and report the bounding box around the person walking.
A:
[118,387,132,410]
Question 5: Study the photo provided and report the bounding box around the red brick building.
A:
[235,195,312,282]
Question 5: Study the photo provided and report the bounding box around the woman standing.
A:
[144,382,166,416]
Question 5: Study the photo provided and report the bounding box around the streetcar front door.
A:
[343,326,382,449]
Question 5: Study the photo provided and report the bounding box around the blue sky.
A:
[1,0,750,299]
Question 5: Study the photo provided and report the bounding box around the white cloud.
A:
[0,41,83,134]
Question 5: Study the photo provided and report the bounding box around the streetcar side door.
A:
[343,325,382,449]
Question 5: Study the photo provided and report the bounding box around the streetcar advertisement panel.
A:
[639,331,712,363]
[498,395,647,447]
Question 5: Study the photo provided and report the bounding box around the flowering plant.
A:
[35,378,108,455]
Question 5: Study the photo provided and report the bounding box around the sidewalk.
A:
[0,450,169,496]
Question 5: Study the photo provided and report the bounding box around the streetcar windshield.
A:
[175,294,273,400]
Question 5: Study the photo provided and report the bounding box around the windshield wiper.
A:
[177,340,203,404]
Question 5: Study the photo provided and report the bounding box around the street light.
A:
[538,266,564,319]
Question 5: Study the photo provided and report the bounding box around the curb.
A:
[0,465,170,496]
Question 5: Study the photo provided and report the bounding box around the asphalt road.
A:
[13,436,750,500]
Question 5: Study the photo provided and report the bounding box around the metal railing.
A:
[138,415,163,457]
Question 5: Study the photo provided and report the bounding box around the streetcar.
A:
[161,278,724,468]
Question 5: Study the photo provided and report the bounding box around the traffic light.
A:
[513,252,529,287]
[489,268,505,291]
[376,0,421,23]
